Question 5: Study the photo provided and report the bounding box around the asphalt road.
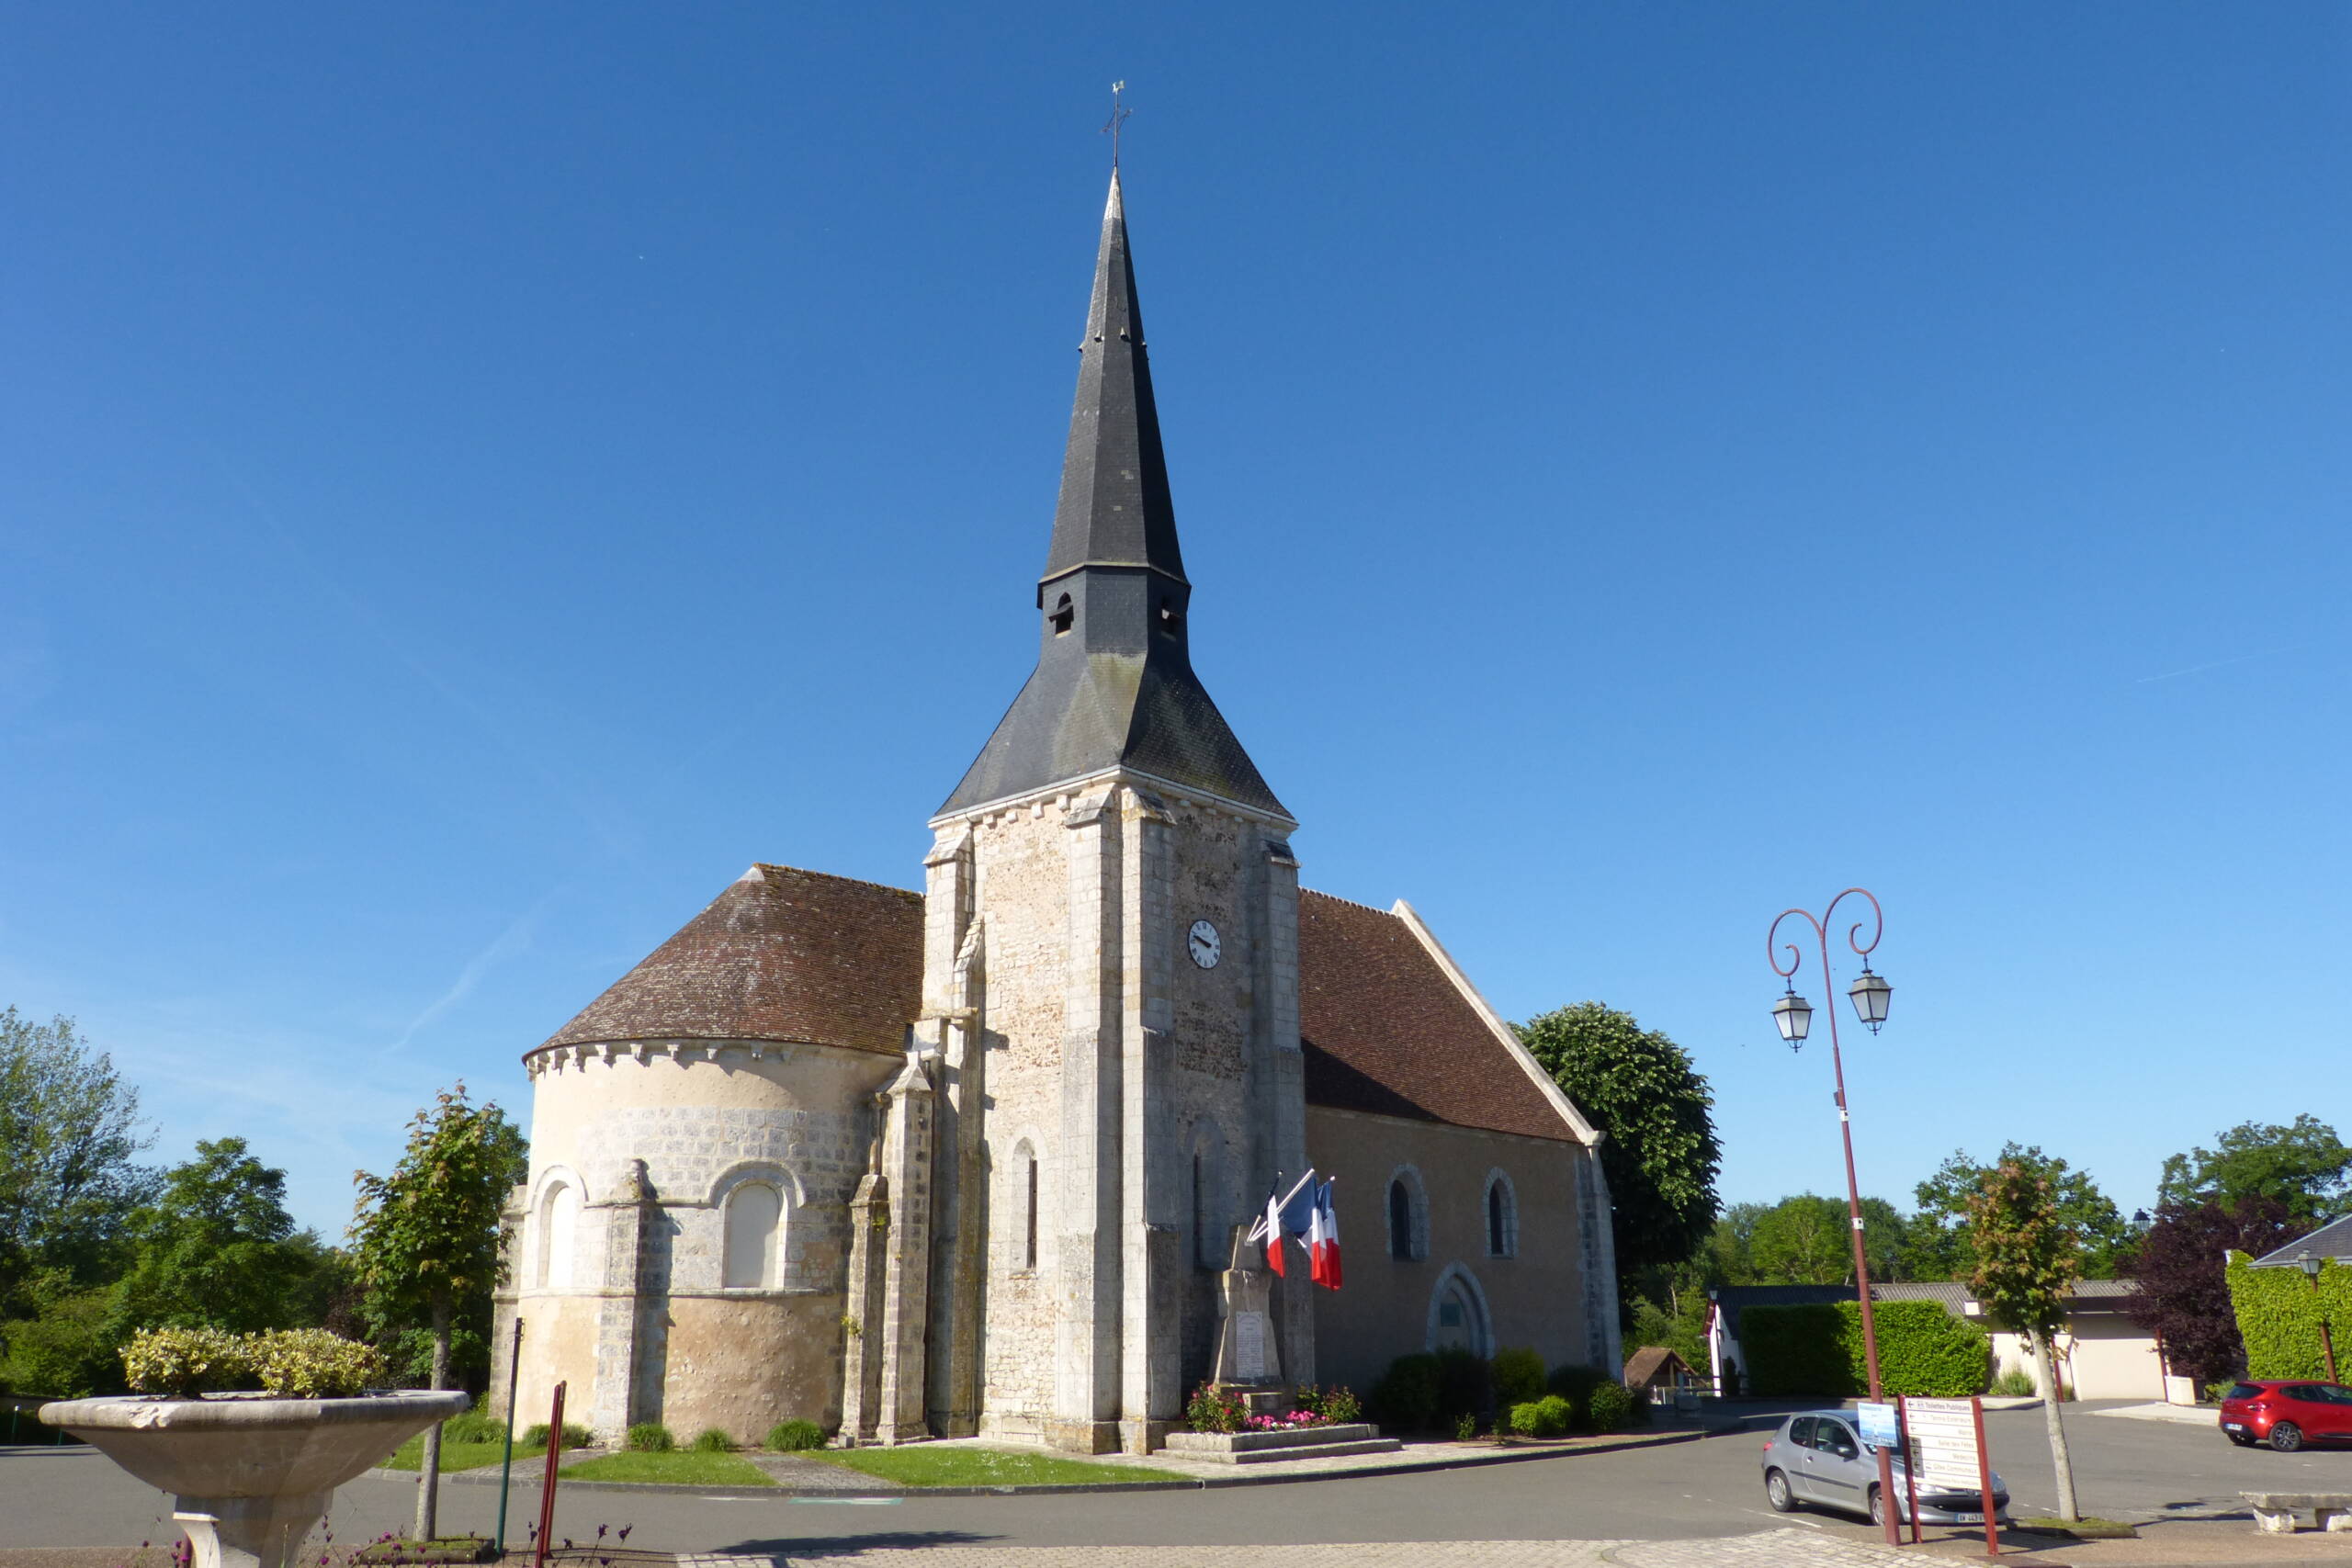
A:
[6,1403,2348,1555]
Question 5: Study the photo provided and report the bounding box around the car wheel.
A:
[1765,1469,1795,1512]
[1870,1485,1887,1527]
[2271,1422,2304,1453]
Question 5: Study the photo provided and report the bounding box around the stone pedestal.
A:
[1212,1235,1282,1387]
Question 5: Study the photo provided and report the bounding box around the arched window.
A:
[1050,593,1074,635]
[1024,1154,1039,1269]
[723,1182,781,1289]
[538,1180,580,1289]
[1008,1139,1040,1272]
[1485,1171,1519,1258]
[1388,1179,1413,1260]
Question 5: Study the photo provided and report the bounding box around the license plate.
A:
[2223,1423,2245,1432]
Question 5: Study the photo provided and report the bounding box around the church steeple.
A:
[936,172,1288,824]
[1039,171,1186,591]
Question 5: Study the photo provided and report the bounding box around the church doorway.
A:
[1427,1265,1490,1358]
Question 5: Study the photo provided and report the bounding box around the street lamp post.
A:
[2296,1251,2338,1383]
[1769,887,1901,1548]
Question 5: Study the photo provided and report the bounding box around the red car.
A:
[2219,1380,2352,1451]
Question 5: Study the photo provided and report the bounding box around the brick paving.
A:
[676,1529,1914,1567]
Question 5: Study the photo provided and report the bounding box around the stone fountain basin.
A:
[39,1390,472,1497]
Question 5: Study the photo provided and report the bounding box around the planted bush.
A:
[1293,1384,1363,1425]
[1508,1393,1573,1438]
[690,1427,737,1452]
[1368,1354,1439,1430]
[767,1419,827,1451]
[1432,1348,1490,1425]
[441,1411,503,1443]
[1742,1301,1987,1398]
[522,1421,594,1450]
[1586,1381,1636,1433]
[1545,1362,1607,1428]
[1491,1346,1545,1407]
[121,1326,384,1399]
[625,1422,675,1452]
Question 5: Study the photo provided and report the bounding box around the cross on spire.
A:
[1102,80,1131,167]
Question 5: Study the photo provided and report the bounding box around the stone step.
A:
[1165,1422,1385,1454]
[1171,1436,1402,1466]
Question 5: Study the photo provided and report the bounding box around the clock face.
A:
[1187,919,1222,969]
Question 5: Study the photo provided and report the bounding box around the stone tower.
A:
[915,170,1310,1455]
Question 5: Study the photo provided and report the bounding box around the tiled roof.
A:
[2252,1215,2352,1267]
[1624,1346,1698,1385]
[1296,891,1579,1144]
[537,864,922,1057]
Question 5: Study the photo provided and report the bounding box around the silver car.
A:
[1760,1411,2011,1527]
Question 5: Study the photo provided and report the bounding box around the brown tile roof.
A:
[537,864,922,1056]
[1624,1346,1699,1386]
[1296,890,1577,1143]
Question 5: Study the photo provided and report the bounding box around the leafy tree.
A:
[2157,1116,2350,1224]
[114,1138,341,1336]
[1704,1201,1768,1284]
[1910,1145,2131,1280]
[350,1085,526,1541]
[1969,1159,2083,1522]
[2123,1197,2300,1387]
[0,1270,119,1397]
[0,1009,155,1312]
[1629,1286,1712,1372]
[1517,1003,1722,1289]
[1739,1193,1910,1285]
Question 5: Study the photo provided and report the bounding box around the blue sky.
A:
[4,4,2346,1240]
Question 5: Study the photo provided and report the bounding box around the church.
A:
[494,172,1622,1456]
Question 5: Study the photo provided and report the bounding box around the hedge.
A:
[2227,1251,2352,1381]
[1743,1300,1988,1398]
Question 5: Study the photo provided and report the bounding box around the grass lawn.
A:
[2018,1517,2138,1539]
[382,1435,547,1472]
[799,1446,1183,1487]
[559,1450,776,1487]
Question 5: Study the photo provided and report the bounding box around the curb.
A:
[364,1425,1731,1499]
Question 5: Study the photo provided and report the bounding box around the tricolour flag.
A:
[1262,1183,1286,1275]
[1307,1179,1342,1291]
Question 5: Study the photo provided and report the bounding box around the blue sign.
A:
[1857,1401,1899,1450]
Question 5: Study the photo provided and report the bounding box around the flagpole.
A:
[1246,1169,1317,1243]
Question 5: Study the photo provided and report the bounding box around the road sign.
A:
[1903,1396,1984,1490]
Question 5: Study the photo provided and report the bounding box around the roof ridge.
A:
[1298,886,1396,918]
[748,863,922,900]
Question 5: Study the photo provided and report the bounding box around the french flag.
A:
[1307,1180,1342,1291]
[1262,1183,1287,1276]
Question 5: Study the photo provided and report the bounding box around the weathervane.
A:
[1102,80,1131,167]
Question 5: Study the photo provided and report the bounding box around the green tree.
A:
[2157,1116,2350,1225]
[1911,1144,2131,1280]
[1704,1201,1768,1284]
[0,1009,155,1313]
[113,1138,340,1336]
[1517,1003,1722,1289]
[350,1085,526,1541]
[1969,1159,2082,1522]
[1743,1193,1909,1284]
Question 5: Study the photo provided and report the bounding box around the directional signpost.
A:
[1904,1395,2001,1556]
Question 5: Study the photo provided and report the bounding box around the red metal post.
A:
[1898,1395,1921,1544]
[533,1381,566,1568]
[2322,1321,2338,1384]
[1970,1395,1999,1559]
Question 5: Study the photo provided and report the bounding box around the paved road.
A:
[6,1403,2347,1558]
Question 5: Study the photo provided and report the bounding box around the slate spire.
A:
[1039,170,1185,590]
[937,172,1289,823]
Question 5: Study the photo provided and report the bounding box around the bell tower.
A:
[916,171,1310,1455]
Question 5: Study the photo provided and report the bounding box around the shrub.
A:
[1508,1393,1572,1438]
[1545,1362,1607,1428]
[1491,1346,1545,1407]
[1741,1301,1988,1398]
[1368,1354,1439,1430]
[1185,1382,1249,1434]
[766,1419,827,1451]
[1991,1365,2036,1397]
[1453,1411,1478,1441]
[1291,1384,1362,1425]
[1432,1348,1490,1425]
[1587,1381,1636,1433]
[247,1329,386,1398]
[690,1427,736,1452]
[625,1422,674,1452]
[2228,1251,2352,1381]
[442,1410,503,1443]
[121,1327,251,1397]
[522,1421,594,1450]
